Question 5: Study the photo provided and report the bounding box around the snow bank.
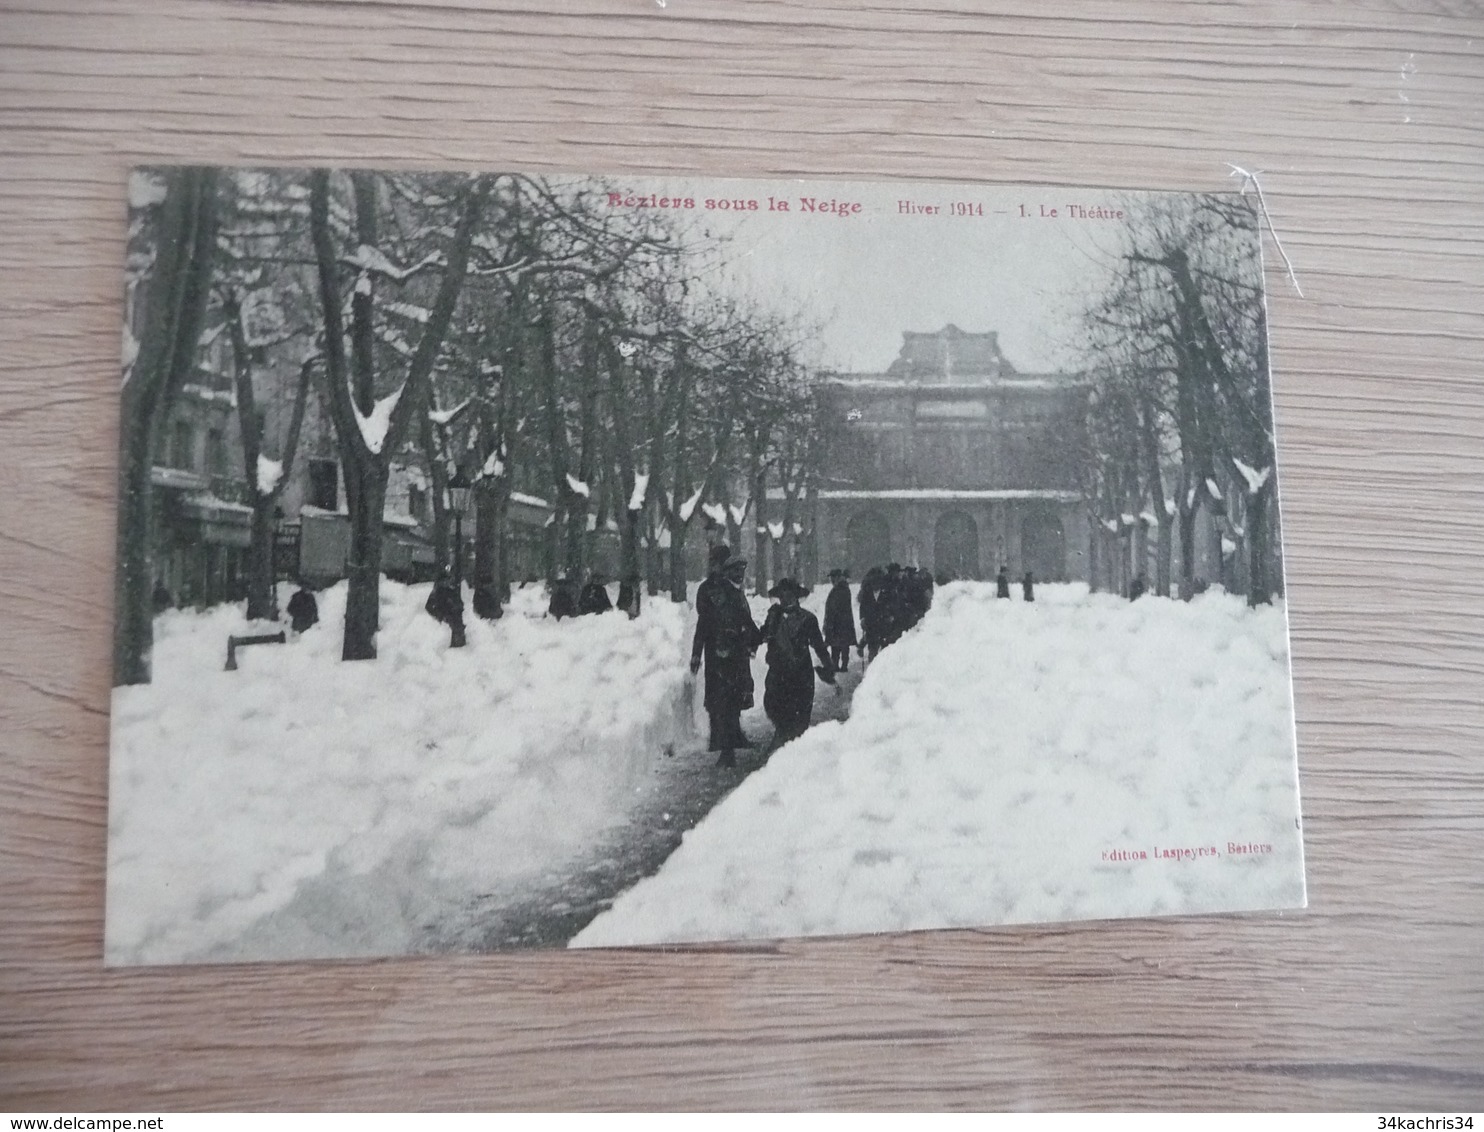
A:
[574,583,1305,947]
[106,581,693,964]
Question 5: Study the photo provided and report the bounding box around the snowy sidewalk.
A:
[106,582,697,965]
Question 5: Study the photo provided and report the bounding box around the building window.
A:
[205,428,228,476]
[307,459,339,511]
[170,420,194,470]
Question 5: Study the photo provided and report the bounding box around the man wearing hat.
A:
[822,567,857,673]
[758,577,834,750]
[690,545,760,767]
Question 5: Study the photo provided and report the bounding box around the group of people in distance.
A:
[547,571,644,620]
[854,562,936,660]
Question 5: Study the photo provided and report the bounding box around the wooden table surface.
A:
[2,0,1482,1111]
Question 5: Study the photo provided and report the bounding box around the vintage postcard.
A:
[107,168,1306,964]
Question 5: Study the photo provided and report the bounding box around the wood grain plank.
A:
[1,0,1481,1111]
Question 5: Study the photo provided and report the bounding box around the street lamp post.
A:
[446,467,471,648]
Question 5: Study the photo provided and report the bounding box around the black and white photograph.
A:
[107,168,1306,965]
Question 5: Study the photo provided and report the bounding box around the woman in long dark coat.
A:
[759,578,833,750]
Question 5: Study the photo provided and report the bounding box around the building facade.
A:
[816,325,1090,583]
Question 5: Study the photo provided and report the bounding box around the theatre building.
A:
[816,325,1090,582]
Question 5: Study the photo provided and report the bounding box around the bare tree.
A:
[114,168,220,686]
[309,169,488,660]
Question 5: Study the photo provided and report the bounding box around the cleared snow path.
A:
[431,661,864,951]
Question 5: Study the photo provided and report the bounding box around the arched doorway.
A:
[934,510,979,580]
[1021,510,1066,582]
[845,511,890,577]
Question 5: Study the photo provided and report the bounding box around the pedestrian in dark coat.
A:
[690,547,759,766]
[880,563,909,646]
[286,583,318,633]
[759,578,833,750]
[425,575,462,626]
[1021,570,1035,602]
[822,568,857,672]
[996,565,1011,599]
[1129,574,1148,601]
[858,565,885,660]
[578,571,613,615]
[547,575,578,620]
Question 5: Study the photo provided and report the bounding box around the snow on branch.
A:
[257,455,284,495]
[428,397,470,426]
[628,471,649,512]
[566,473,591,498]
[1231,456,1272,495]
[346,244,444,282]
[356,386,404,454]
[678,485,704,522]
[382,299,430,325]
[701,502,727,526]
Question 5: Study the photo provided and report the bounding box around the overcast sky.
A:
[569,175,1149,375]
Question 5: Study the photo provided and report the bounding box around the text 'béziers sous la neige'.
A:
[605,192,863,216]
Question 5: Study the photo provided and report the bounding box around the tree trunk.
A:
[474,483,499,589]
[667,348,690,602]
[600,340,643,590]
[341,458,387,660]
[246,498,277,620]
[752,444,769,598]
[668,520,688,602]
[309,169,486,659]
[1086,514,1100,593]
[420,411,451,577]
[114,167,219,686]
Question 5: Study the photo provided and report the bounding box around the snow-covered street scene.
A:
[108,169,1305,964]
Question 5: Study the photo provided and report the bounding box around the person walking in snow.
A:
[286,581,318,633]
[690,547,760,767]
[547,575,578,620]
[904,566,932,627]
[1021,570,1035,602]
[878,562,908,647]
[858,565,885,660]
[578,570,613,615]
[996,564,1011,599]
[758,577,833,750]
[822,568,857,672]
[1129,573,1148,601]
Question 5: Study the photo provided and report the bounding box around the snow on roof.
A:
[184,492,253,517]
[826,377,1081,393]
[150,466,209,491]
[509,491,552,510]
